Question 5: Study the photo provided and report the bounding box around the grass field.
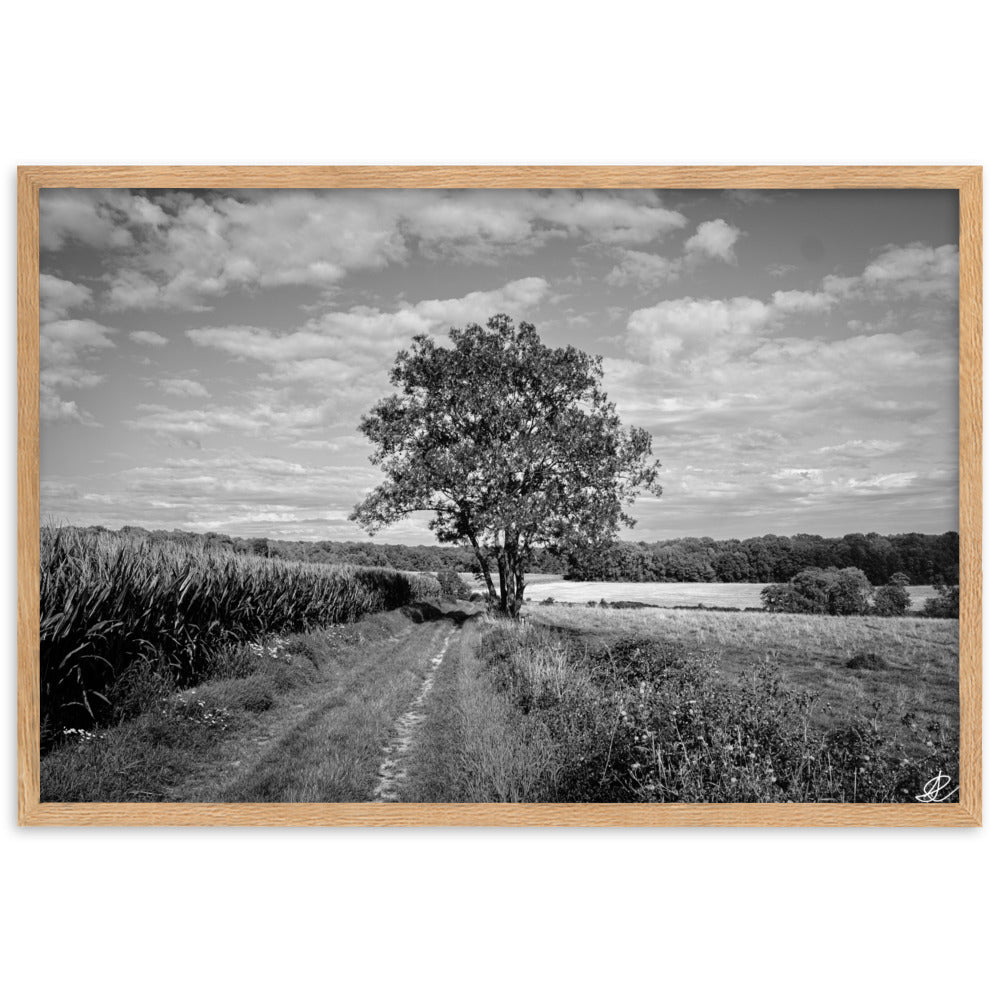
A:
[460,574,938,611]
[436,603,960,803]
[525,603,958,748]
[42,564,960,804]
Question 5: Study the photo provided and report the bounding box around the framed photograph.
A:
[17,166,981,827]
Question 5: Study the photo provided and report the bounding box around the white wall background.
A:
[2,3,994,997]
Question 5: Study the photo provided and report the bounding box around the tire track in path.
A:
[372,626,455,802]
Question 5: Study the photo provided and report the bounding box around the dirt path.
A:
[372,627,455,801]
[148,601,483,803]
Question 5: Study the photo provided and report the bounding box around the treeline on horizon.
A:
[563,532,959,587]
[71,525,959,587]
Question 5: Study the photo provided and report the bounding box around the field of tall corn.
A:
[40,527,441,739]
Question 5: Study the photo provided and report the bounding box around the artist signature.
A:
[915,772,958,803]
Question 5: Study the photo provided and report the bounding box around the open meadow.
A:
[427,602,960,804]
[462,574,938,611]
[41,551,960,805]
[525,603,959,747]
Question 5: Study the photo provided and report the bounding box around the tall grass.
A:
[476,621,958,803]
[40,526,440,738]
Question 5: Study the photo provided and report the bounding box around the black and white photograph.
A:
[36,184,962,806]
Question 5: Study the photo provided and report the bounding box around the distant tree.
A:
[714,547,752,583]
[762,566,873,616]
[872,582,912,617]
[352,314,661,616]
[827,567,874,615]
[247,537,270,557]
[436,569,472,601]
[762,567,838,614]
[922,582,959,619]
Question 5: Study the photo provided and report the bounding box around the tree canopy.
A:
[351,314,661,615]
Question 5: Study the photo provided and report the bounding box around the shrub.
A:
[827,567,874,616]
[762,567,837,613]
[872,583,911,617]
[762,566,873,616]
[436,568,472,600]
[845,652,889,671]
[923,583,959,619]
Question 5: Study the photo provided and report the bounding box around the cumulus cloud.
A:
[40,191,134,251]
[606,250,682,291]
[770,289,835,313]
[129,330,168,346]
[810,242,958,304]
[41,451,388,538]
[44,189,685,312]
[38,270,112,424]
[407,189,687,260]
[187,277,550,366]
[40,187,958,540]
[773,468,823,482]
[40,274,93,322]
[607,218,742,291]
[537,191,687,244]
[861,243,958,299]
[845,472,917,493]
[159,378,209,398]
[683,219,743,263]
[125,404,269,445]
[819,439,902,459]
[767,263,796,278]
[40,393,95,424]
[625,296,774,363]
[130,276,553,449]
[40,318,115,366]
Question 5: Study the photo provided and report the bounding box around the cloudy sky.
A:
[38,187,959,543]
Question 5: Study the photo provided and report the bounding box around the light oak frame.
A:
[17,166,983,827]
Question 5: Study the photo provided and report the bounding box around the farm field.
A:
[395,601,960,804]
[461,574,937,611]
[42,535,958,805]
[525,603,959,743]
[41,594,960,804]
[40,526,442,742]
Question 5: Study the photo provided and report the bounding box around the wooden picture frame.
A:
[17,165,982,827]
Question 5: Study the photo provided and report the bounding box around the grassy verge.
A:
[400,618,561,803]
[526,603,959,755]
[414,607,958,804]
[41,611,453,803]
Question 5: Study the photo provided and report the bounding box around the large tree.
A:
[351,314,661,616]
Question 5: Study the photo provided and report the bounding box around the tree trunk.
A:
[512,564,526,617]
[497,548,511,614]
[499,539,523,617]
[467,534,497,601]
